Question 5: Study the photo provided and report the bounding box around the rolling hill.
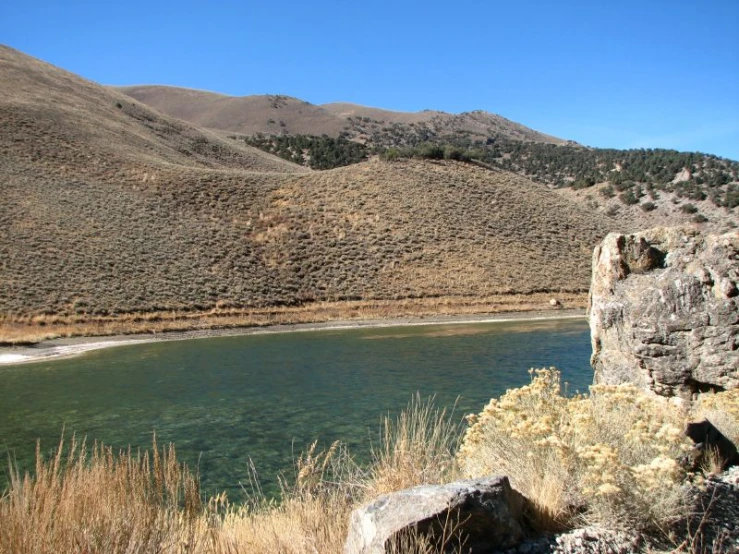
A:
[116,85,568,145]
[0,48,303,175]
[0,45,617,342]
[119,84,739,233]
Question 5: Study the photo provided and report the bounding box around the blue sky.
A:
[2,0,738,160]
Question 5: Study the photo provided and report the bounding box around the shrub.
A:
[693,213,708,223]
[443,146,470,162]
[725,190,739,209]
[681,203,698,214]
[457,368,691,532]
[619,190,640,206]
[572,177,596,190]
[640,201,657,212]
[415,143,445,160]
[599,185,615,198]
[381,148,401,161]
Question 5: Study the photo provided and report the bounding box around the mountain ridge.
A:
[115,84,568,145]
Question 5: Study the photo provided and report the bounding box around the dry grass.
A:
[691,388,739,447]
[458,369,694,532]
[367,394,462,497]
[0,397,461,554]
[118,86,566,146]
[0,435,204,554]
[3,375,737,553]
[0,293,587,344]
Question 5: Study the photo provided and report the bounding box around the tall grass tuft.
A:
[368,393,462,497]
[0,435,204,554]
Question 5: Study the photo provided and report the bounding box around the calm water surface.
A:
[0,318,592,498]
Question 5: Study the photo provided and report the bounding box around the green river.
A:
[0,317,592,498]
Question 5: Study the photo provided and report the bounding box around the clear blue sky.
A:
[3,0,738,160]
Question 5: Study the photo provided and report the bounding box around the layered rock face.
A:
[589,227,738,399]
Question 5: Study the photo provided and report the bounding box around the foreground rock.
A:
[344,476,526,554]
[589,227,739,399]
[684,465,739,553]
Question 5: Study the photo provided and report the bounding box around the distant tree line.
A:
[235,133,369,170]
[234,131,739,209]
[477,141,739,209]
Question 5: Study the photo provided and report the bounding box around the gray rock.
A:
[344,476,526,554]
[550,527,643,554]
[589,227,739,399]
[680,467,739,553]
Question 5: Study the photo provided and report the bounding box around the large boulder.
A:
[344,476,526,554]
[589,227,739,399]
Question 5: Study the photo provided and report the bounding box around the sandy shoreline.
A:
[0,309,586,366]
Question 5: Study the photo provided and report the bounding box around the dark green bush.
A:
[693,213,708,223]
[572,177,596,190]
[416,143,445,160]
[600,185,615,198]
[619,190,639,206]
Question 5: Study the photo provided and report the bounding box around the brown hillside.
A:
[117,86,348,137]
[321,102,567,145]
[116,85,567,145]
[0,46,304,174]
[1,156,609,319]
[1,46,612,340]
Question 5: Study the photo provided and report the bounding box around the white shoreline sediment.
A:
[0,310,586,366]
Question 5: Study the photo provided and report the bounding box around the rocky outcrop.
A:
[343,476,526,554]
[589,227,739,399]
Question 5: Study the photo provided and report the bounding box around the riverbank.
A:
[0,306,586,365]
[0,292,587,346]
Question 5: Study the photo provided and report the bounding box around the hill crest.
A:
[115,85,568,145]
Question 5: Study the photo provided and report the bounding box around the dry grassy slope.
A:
[117,86,349,137]
[555,184,738,235]
[1,155,609,317]
[1,46,610,318]
[321,102,568,145]
[0,46,304,175]
[116,86,567,145]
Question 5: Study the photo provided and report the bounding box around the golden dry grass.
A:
[0,293,587,344]
[0,435,204,554]
[367,394,462,498]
